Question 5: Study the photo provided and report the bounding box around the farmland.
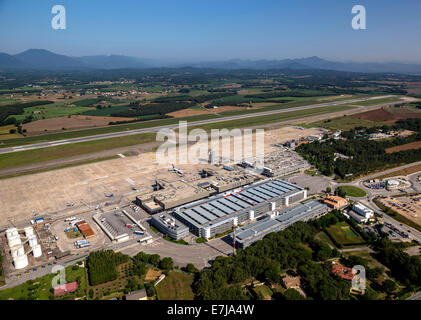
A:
[385,141,421,154]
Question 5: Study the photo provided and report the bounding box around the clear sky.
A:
[0,0,420,63]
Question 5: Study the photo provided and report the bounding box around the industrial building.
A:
[173,179,307,239]
[232,199,329,248]
[323,196,348,209]
[260,149,310,178]
[150,213,189,240]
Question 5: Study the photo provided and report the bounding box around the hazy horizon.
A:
[1,0,421,63]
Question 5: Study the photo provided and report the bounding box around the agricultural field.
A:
[7,102,96,121]
[325,222,366,246]
[22,115,135,136]
[155,271,194,300]
[350,106,421,123]
[385,141,421,154]
[0,124,22,140]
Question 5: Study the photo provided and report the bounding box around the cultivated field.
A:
[22,115,136,136]
[385,141,421,154]
[350,107,421,123]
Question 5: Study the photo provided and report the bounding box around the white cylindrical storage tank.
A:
[24,227,34,238]
[28,236,38,247]
[13,254,28,270]
[32,244,42,258]
[8,234,22,247]
[6,227,18,239]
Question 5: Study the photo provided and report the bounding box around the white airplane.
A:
[169,164,183,175]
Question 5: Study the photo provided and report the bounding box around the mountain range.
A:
[1,49,421,74]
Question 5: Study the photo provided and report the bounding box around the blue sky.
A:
[0,0,420,62]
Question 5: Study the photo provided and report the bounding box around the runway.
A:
[0,95,393,155]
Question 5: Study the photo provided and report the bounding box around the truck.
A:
[77,243,90,248]
[133,231,144,236]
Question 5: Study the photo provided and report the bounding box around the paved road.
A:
[0,95,394,155]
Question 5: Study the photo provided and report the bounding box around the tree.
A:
[382,279,397,294]
[159,257,174,270]
[186,263,199,274]
[326,187,332,194]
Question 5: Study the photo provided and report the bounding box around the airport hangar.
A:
[159,179,308,240]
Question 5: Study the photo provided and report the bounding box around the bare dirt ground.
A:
[145,268,162,281]
[350,107,421,123]
[22,115,135,136]
[386,141,421,154]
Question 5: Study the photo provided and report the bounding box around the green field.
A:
[8,102,95,121]
[338,186,367,197]
[309,116,380,131]
[156,271,194,300]
[0,265,86,300]
[252,285,273,300]
[0,133,155,171]
[325,222,366,246]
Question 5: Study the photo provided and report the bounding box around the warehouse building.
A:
[150,212,189,240]
[173,179,307,239]
[232,199,330,248]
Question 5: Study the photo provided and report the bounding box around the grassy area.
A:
[163,236,189,245]
[325,222,366,246]
[0,265,86,300]
[9,102,95,121]
[338,186,367,197]
[0,133,155,171]
[374,163,421,179]
[252,285,273,300]
[0,124,23,140]
[155,271,194,300]
[309,116,380,131]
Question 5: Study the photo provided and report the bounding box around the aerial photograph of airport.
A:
[0,0,421,313]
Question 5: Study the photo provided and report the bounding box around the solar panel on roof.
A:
[202,204,226,218]
[240,191,266,203]
[209,201,234,214]
[246,189,271,200]
[254,186,279,198]
[183,209,208,224]
[193,207,218,221]
[233,194,258,205]
[219,198,242,211]
[227,196,250,208]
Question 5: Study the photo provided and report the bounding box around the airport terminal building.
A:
[172,179,307,239]
[232,199,329,248]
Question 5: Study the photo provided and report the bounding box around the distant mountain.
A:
[14,49,86,69]
[1,49,421,74]
[0,52,32,68]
